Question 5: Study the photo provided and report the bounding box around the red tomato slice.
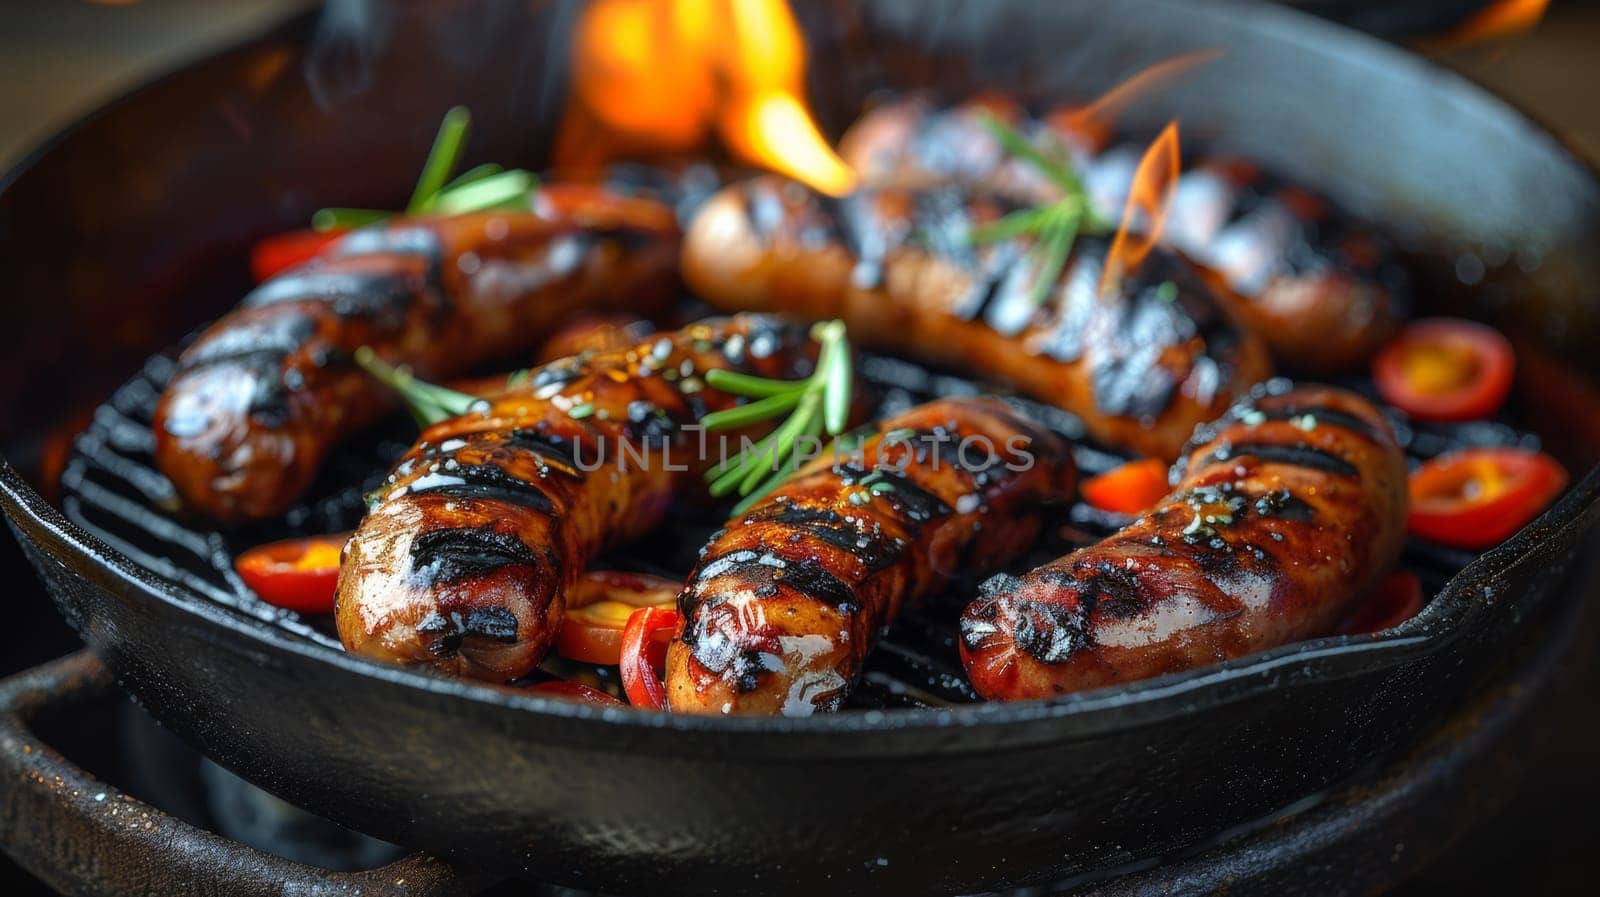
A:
[1080,458,1170,514]
[234,533,350,614]
[1373,318,1514,422]
[249,228,347,282]
[528,680,624,706]
[1339,570,1424,635]
[555,571,678,666]
[1408,448,1567,549]
[620,607,679,710]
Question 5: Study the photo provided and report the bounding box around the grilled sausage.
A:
[959,383,1407,700]
[837,96,1403,374]
[667,398,1076,715]
[535,313,658,362]
[335,315,817,682]
[682,175,1272,460]
[154,184,679,524]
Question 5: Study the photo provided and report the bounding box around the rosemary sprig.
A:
[312,107,539,231]
[700,320,853,514]
[353,346,485,428]
[969,112,1111,308]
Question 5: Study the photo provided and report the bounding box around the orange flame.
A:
[1437,0,1548,47]
[1100,122,1181,297]
[1048,49,1223,152]
[557,0,857,196]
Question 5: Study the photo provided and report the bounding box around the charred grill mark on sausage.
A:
[684,175,1272,461]
[154,190,680,523]
[335,315,818,682]
[834,96,1403,375]
[408,527,543,586]
[667,398,1077,715]
[404,463,561,514]
[959,386,1408,700]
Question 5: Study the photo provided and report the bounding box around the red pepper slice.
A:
[528,680,624,706]
[1373,318,1514,422]
[619,606,679,710]
[1080,458,1170,515]
[1408,448,1567,549]
[1339,570,1424,635]
[249,228,347,282]
[234,533,350,614]
[556,571,679,666]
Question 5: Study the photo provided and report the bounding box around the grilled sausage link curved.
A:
[335,315,817,682]
[667,398,1076,715]
[959,384,1407,700]
[837,96,1403,374]
[154,184,679,523]
[682,175,1272,460]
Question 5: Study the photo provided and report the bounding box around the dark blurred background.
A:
[0,1,1596,894]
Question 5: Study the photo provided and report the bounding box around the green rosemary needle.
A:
[353,346,485,429]
[312,106,539,231]
[968,112,1111,308]
[699,320,853,514]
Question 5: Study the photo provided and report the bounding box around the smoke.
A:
[303,0,393,108]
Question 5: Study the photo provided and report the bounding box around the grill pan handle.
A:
[0,651,483,897]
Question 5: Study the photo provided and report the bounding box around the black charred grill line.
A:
[1252,404,1388,444]
[243,269,420,320]
[415,606,522,659]
[744,505,866,553]
[408,527,543,586]
[824,191,891,289]
[742,179,789,243]
[690,549,861,615]
[175,266,430,422]
[406,464,558,514]
[331,226,446,287]
[177,313,318,372]
[743,504,904,573]
[490,429,587,478]
[1201,441,1360,477]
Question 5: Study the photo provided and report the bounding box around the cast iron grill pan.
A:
[4,2,1598,891]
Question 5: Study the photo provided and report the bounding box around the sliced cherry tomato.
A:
[249,228,346,282]
[1080,458,1170,514]
[1373,318,1514,422]
[555,571,678,666]
[1408,448,1567,549]
[234,533,350,614]
[1339,570,1424,635]
[529,680,624,706]
[619,606,679,710]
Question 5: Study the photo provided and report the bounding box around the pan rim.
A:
[4,0,1600,743]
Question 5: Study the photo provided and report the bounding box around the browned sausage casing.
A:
[154,185,679,523]
[682,175,1272,460]
[335,315,817,682]
[959,384,1407,700]
[837,96,1402,374]
[667,398,1076,715]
